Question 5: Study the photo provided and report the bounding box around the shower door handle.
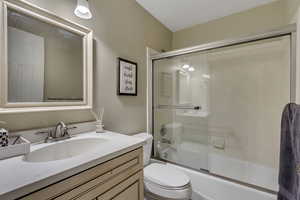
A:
[156,105,201,110]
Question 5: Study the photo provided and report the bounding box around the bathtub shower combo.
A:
[148,25,296,200]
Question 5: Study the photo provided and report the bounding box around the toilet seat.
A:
[144,163,192,200]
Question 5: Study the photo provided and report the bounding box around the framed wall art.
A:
[117,58,138,96]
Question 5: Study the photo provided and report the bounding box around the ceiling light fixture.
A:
[74,0,92,19]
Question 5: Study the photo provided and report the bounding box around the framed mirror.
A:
[0,0,93,113]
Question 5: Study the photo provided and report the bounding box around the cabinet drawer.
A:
[19,147,143,200]
[56,158,141,200]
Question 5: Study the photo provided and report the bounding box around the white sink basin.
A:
[24,138,108,162]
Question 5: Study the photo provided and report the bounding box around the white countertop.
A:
[0,131,145,200]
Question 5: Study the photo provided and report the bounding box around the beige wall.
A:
[0,0,172,133]
[172,0,286,49]
[285,0,300,104]
[285,0,300,23]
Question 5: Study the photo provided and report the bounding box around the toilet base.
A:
[145,191,191,200]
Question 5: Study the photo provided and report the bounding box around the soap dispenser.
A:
[0,121,9,147]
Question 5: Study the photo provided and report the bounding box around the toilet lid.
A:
[144,163,190,188]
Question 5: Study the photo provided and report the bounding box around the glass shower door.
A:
[153,53,211,171]
[152,35,291,191]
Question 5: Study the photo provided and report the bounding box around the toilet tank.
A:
[133,133,153,166]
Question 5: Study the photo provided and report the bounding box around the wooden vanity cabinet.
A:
[19,147,144,200]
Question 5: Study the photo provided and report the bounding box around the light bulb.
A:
[74,0,92,19]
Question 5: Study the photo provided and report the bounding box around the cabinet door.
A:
[97,171,143,200]
[113,182,139,200]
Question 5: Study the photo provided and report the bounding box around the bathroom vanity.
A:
[21,148,143,200]
[0,132,145,200]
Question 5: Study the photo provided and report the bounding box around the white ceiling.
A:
[136,0,277,32]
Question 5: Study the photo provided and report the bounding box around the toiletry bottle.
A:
[96,120,105,133]
[92,108,105,133]
[0,121,9,147]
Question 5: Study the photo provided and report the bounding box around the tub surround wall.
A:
[0,0,172,133]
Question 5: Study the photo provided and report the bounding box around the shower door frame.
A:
[147,24,297,194]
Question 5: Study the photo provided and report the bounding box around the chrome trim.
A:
[151,24,296,60]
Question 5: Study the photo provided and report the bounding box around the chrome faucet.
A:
[35,121,76,143]
[53,121,67,138]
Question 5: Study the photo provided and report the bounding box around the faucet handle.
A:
[62,126,77,138]
[66,126,77,130]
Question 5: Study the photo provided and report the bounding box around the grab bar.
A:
[156,105,201,110]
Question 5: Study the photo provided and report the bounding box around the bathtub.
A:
[154,140,277,200]
[158,141,278,191]
[151,160,277,200]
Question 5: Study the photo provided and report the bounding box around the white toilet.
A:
[134,133,192,200]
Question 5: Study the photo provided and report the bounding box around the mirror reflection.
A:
[7,8,84,103]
